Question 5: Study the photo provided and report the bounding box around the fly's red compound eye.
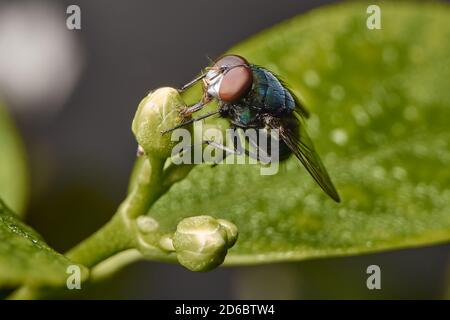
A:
[213,55,253,102]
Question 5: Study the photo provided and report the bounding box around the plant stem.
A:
[10,155,195,299]
[89,249,143,283]
[65,155,165,267]
[65,214,134,268]
[124,156,165,218]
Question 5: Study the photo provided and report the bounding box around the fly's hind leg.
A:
[203,140,242,167]
[203,140,247,154]
[204,131,270,165]
[244,128,279,165]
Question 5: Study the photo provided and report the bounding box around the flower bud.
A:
[132,87,190,159]
[172,215,238,272]
[217,218,239,247]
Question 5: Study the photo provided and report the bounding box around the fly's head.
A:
[203,55,253,103]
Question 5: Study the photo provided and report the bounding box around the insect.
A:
[164,54,340,202]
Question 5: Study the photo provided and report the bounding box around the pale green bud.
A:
[172,216,238,272]
[132,87,190,159]
[217,218,239,247]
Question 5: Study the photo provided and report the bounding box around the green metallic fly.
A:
[164,55,340,202]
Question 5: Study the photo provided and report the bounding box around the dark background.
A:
[0,0,449,299]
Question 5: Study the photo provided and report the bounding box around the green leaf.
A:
[0,103,28,216]
[150,1,450,264]
[0,200,88,288]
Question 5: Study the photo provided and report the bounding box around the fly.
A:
[163,55,340,202]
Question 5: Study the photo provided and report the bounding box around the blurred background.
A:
[0,0,449,299]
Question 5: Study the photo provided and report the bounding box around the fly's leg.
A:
[168,137,269,167]
[180,93,213,116]
[204,140,242,156]
[161,109,220,134]
[204,134,269,164]
[179,72,207,92]
[245,129,276,164]
[178,68,213,116]
[203,139,242,167]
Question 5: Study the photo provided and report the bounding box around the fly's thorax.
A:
[249,65,297,116]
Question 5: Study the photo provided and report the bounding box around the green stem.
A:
[64,157,194,269]
[122,155,165,219]
[90,249,143,283]
[65,214,134,268]
[10,155,189,299]
[65,154,166,268]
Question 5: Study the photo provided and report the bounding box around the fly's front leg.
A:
[180,93,213,116]
[179,72,207,92]
[178,70,212,116]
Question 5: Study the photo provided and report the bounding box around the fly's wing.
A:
[284,86,310,119]
[267,115,340,202]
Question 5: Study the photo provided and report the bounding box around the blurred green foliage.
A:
[0,200,88,288]
[150,1,450,264]
[0,103,28,215]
